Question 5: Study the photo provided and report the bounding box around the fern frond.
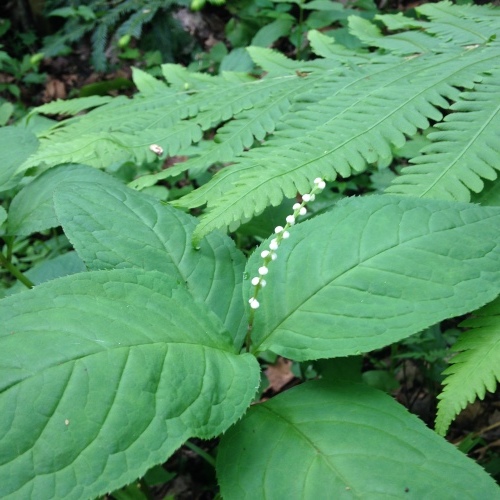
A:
[307,30,372,62]
[28,96,114,118]
[91,23,108,71]
[19,92,189,170]
[435,297,500,436]
[416,1,500,46]
[116,1,159,38]
[42,23,92,57]
[21,66,335,172]
[161,63,224,90]
[386,69,500,201]
[138,63,339,183]
[181,45,498,242]
[348,16,440,55]
[246,45,346,76]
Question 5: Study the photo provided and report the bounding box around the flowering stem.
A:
[245,178,326,352]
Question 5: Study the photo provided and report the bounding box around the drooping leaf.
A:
[435,297,500,436]
[217,380,499,498]
[53,182,247,347]
[0,269,259,499]
[246,196,500,360]
[7,164,123,236]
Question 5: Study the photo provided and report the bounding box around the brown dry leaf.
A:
[43,79,66,101]
[264,358,294,393]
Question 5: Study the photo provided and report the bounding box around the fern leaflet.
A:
[435,297,500,436]
[386,69,500,201]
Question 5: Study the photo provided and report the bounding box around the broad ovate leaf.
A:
[217,380,499,498]
[0,269,259,499]
[247,195,500,360]
[53,182,247,348]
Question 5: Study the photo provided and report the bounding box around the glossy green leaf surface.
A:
[0,269,259,499]
[217,380,500,498]
[247,195,500,360]
[53,183,247,348]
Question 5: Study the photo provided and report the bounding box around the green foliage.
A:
[0,18,45,113]
[17,2,500,241]
[1,2,500,497]
[42,0,191,71]
[218,380,497,498]
[245,196,500,360]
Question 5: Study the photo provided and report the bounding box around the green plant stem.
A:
[0,252,34,289]
[184,440,216,467]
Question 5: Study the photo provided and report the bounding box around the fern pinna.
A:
[16,0,500,436]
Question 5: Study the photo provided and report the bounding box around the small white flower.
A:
[275,226,284,234]
[269,239,279,250]
[259,266,269,275]
[271,253,277,261]
[293,203,301,210]
[286,215,295,225]
[282,231,290,239]
[251,277,260,286]
[299,207,307,216]
[261,250,270,259]
[249,298,260,309]
[260,279,267,287]
[314,178,326,190]
[302,194,312,202]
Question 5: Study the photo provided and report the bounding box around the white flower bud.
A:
[275,226,284,234]
[314,178,326,190]
[302,194,312,202]
[299,207,307,216]
[282,231,290,239]
[260,279,267,287]
[258,266,269,275]
[269,239,279,250]
[271,253,277,261]
[249,298,260,309]
[293,203,301,210]
[261,250,270,258]
[251,277,260,286]
[286,215,295,225]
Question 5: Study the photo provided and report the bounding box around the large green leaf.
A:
[246,195,500,360]
[7,164,122,236]
[0,126,38,192]
[53,183,247,348]
[217,380,499,498]
[0,269,259,499]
